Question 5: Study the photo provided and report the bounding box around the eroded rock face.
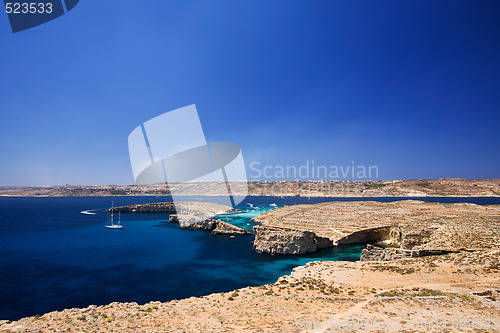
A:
[173,216,250,235]
[168,214,180,223]
[253,225,391,255]
[178,216,216,230]
[360,244,453,261]
[253,226,324,254]
[377,225,443,250]
[212,221,250,235]
[252,200,500,255]
[337,226,391,245]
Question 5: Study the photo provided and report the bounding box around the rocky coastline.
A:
[107,201,231,216]
[109,201,249,236]
[2,200,500,332]
[3,249,499,332]
[168,214,250,235]
[252,200,500,255]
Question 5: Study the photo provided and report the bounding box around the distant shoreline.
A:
[0,194,500,200]
[2,193,500,198]
[0,178,499,198]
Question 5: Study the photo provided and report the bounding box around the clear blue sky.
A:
[0,0,499,186]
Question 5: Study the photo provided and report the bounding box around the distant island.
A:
[1,178,499,197]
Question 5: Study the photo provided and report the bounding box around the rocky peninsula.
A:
[109,201,249,235]
[252,200,500,255]
[107,201,231,216]
[168,214,250,235]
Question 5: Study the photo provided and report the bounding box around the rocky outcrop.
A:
[169,214,249,235]
[108,202,176,213]
[212,221,250,235]
[359,244,497,261]
[252,200,500,255]
[252,225,391,255]
[178,217,216,230]
[108,202,231,217]
[253,226,330,254]
[360,244,453,261]
[380,225,437,249]
[336,226,391,245]
[168,214,181,223]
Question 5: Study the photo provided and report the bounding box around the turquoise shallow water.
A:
[1,196,498,320]
[214,203,278,230]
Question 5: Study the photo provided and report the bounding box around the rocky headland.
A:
[252,200,500,255]
[110,201,249,236]
[107,201,231,216]
[168,214,250,235]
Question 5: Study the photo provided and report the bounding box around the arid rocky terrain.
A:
[253,200,500,254]
[249,178,500,197]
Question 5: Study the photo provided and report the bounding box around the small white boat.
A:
[81,210,96,215]
[106,224,123,229]
[106,202,123,229]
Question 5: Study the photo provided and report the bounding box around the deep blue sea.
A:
[1,196,499,320]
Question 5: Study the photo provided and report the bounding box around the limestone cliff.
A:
[253,226,319,254]
[252,200,500,255]
[169,214,250,235]
[360,244,454,261]
[212,221,250,235]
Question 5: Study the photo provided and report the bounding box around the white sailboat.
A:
[106,202,123,229]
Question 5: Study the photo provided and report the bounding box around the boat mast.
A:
[110,201,114,225]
